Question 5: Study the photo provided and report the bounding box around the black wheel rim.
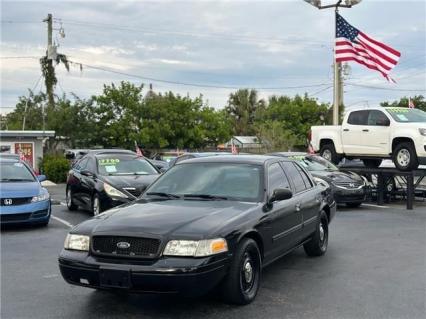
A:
[240,250,258,294]
[319,217,328,251]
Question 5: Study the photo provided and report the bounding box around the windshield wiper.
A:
[0,178,34,182]
[183,194,229,200]
[145,192,181,199]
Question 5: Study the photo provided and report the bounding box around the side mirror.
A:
[269,188,293,203]
[65,152,75,160]
[80,170,94,177]
[37,175,47,182]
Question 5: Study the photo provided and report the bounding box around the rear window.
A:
[347,110,369,125]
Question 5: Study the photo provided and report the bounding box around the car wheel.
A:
[221,238,261,305]
[320,143,340,165]
[362,159,382,168]
[92,194,102,216]
[393,142,419,171]
[304,211,329,257]
[66,187,78,211]
[346,202,362,208]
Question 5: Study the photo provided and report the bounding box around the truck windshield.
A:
[386,108,426,123]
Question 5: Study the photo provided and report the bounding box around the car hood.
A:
[0,181,41,198]
[100,174,159,189]
[81,199,259,239]
[311,170,363,183]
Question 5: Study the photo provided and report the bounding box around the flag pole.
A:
[333,2,343,125]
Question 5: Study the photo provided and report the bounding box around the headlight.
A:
[104,183,128,198]
[163,238,228,257]
[419,128,426,136]
[313,177,330,188]
[31,188,50,202]
[64,234,90,251]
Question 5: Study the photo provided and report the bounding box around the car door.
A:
[280,162,320,242]
[363,110,391,155]
[342,110,370,154]
[68,157,88,206]
[266,162,302,257]
[79,156,97,208]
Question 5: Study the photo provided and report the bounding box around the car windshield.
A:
[0,162,35,182]
[288,155,338,172]
[386,108,426,123]
[96,155,158,176]
[145,162,263,202]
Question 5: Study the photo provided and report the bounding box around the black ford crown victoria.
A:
[59,155,336,305]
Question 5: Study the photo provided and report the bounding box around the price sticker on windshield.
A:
[98,159,120,166]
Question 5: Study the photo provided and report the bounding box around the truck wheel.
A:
[304,211,328,257]
[393,142,419,171]
[221,238,261,305]
[320,144,340,165]
[362,159,382,168]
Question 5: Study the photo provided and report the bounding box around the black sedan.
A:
[66,150,160,215]
[59,155,335,305]
[269,152,368,207]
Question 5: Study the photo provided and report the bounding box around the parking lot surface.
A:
[1,200,425,319]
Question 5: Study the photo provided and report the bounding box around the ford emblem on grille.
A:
[116,241,131,249]
[349,183,355,188]
[4,199,13,205]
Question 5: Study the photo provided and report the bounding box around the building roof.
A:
[0,130,55,138]
[233,136,261,144]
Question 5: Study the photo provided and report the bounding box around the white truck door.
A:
[363,110,391,155]
[342,110,370,154]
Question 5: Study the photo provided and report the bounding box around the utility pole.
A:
[304,0,362,125]
[43,13,54,108]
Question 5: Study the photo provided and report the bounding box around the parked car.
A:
[66,149,160,215]
[269,152,368,208]
[59,155,335,304]
[310,107,426,170]
[0,158,51,225]
[64,149,90,165]
[168,152,233,167]
[147,159,169,172]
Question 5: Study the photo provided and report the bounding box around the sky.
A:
[1,0,425,114]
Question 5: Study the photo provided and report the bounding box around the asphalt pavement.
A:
[1,201,425,319]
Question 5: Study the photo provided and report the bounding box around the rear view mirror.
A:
[269,188,293,203]
[80,170,94,177]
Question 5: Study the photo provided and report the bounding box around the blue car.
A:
[0,158,51,225]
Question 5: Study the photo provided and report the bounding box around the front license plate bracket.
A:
[99,269,131,289]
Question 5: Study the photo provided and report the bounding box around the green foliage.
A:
[256,120,298,152]
[40,154,70,183]
[380,95,426,112]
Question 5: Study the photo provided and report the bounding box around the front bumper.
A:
[58,250,229,295]
[0,200,51,224]
[332,186,367,204]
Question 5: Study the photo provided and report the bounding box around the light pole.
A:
[303,0,362,125]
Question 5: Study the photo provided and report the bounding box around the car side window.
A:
[281,162,306,193]
[294,163,313,189]
[267,163,291,196]
[86,157,97,173]
[76,158,88,172]
[367,110,389,126]
[347,110,369,125]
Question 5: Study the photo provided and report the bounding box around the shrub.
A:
[40,155,70,183]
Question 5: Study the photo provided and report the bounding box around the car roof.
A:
[181,152,233,157]
[268,152,308,157]
[177,154,284,165]
[89,149,136,156]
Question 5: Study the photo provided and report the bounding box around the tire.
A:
[362,159,382,168]
[320,143,340,165]
[304,211,329,257]
[92,193,102,216]
[346,202,362,208]
[66,187,78,211]
[393,142,419,171]
[221,238,261,305]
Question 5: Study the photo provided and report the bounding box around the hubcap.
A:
[319,219,328,250]
[240,252,256,293]
[397,149,410,167]
[93,197,100,215]
[322,150,332,161]
[243,261,253,284]
[66,190,71,206]
[319,223,325,241]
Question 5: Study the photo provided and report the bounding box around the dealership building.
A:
[0,130,55,170]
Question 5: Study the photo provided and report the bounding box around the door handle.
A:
[343,128,349,132]
[295,203,301,212]
[362,129,369,132]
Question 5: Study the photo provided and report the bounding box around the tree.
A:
[380,95,426,112]
[225,89,265,136]
[256,120,298,152]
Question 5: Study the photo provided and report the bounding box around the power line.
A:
[346,83,426,92]
[67,59,333,90]
[0,56,40,59]
[1,20,41,24]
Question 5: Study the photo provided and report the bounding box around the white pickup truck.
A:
[310,107,426,171]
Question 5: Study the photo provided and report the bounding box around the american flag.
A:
[335,13,401,83]
[231,143,238,155]
[135,141,143,157]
